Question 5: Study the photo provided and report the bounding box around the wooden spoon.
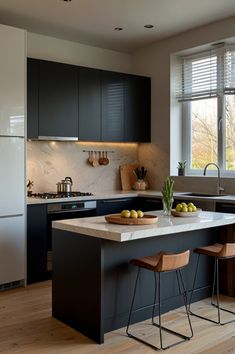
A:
[88,151,94,165]
[92,151,99,167]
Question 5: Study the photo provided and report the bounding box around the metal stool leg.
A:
[127,267,193,350]
[188,253,200,312]
[126,267,140,335]
[152,271,193,350]
[189,255,235,325]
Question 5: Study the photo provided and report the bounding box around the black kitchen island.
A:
[52,211,235,344]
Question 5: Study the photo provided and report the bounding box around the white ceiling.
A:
[0,0,235,53]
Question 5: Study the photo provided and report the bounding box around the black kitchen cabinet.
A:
[141,197,162,211]
[27,58,39,139]
[27,204,48,284]
[39,60,78,138]
[27,58,151,142]
[97,198,139,216]
[101,71,125,142]
[78,67,101,141]
[216,202,235,213]
[124,74,151,142]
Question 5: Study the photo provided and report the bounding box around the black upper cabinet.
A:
[78,67,101,141]
[27,59,151,142]
[27,58,39,139]
[124,74,151,142]
[39,60,78,138]
[101,71,125,142]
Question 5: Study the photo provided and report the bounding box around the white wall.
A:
[133,15,235,191]
[27,32,132,73]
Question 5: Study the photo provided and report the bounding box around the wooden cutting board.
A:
[105,214,158,225]
[119,163,139,191]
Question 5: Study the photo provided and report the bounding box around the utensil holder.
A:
[133,179,148,191]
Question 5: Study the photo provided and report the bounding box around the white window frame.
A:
[181,49,235,177]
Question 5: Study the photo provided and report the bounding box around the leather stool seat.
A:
[194,243,235,258]
[130,250,190,272]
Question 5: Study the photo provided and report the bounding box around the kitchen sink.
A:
[182,192,228,198]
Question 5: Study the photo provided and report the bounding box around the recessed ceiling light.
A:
[114,27,123,31]
[61,0,72,2]
[144,24,154,29]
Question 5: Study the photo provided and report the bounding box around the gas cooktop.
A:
[30,191,94,199]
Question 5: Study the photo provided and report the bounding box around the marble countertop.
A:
[52,210,235,242]
[27,190,235,205]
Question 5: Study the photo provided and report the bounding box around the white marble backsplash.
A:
[27,141,139,193]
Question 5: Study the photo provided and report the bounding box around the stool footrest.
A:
[189,309,235,325]
[152,321,192,340]
[127,322,191,351]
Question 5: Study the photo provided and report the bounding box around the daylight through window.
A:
[176,45,235,174]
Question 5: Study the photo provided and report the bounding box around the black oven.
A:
[47,200,97,271]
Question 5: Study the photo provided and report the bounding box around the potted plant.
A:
[178,161,186,176]
[162,176,174,215]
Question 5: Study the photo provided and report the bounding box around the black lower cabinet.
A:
[141,197,162,212]
[97,198,139,216]
[27,204,49,284]
[97,197,162,216]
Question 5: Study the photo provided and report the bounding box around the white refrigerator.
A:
[0,24,26,286]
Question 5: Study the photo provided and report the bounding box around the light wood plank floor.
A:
[0,281,235,353]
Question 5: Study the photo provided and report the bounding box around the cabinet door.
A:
[78,67,101,141]
[101,71,124,142]
[97,198,137,216]
[124,74,151,142]
[0,25,25,137]
[0,216,25,284]
[27,204,48,284]
[27,58,39,139]
[142,198,162,212]
[39,60,78,138]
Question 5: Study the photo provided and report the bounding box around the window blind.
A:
[176,45,235,102]
[224,46,235,95]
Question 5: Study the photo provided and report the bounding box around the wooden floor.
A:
[0,281,235,353]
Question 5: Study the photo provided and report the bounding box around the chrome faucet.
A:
[203,163,224,195]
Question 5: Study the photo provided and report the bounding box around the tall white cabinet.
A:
[0,24,26,287]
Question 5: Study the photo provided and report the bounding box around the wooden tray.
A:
[105,214,158,225]
[171,208,202,217]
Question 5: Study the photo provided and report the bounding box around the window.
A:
[177,45,235,175]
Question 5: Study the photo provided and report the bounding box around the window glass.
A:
[225,95,235,170]
[191,98,218,169]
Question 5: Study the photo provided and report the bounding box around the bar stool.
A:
[126,250,193,350]
[189,243,235,325]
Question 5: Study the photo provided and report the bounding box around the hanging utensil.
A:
[98,151,103,165]
[103,151,109,165]
[92,151,99,167]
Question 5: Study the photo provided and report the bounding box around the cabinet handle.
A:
[101,198,133,204]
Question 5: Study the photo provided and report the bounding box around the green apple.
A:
[188,202,194,208]
[121,210,130,218]
[176,203,182,212]
[188,206,193,212]
[130,210,138,218]
[137,210,144,218]
[182,206,188,212]
[192,206,197,212]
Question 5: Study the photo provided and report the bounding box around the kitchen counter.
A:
[27,190,235,205]
[52,210,235,242]
[52,210,235,344]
